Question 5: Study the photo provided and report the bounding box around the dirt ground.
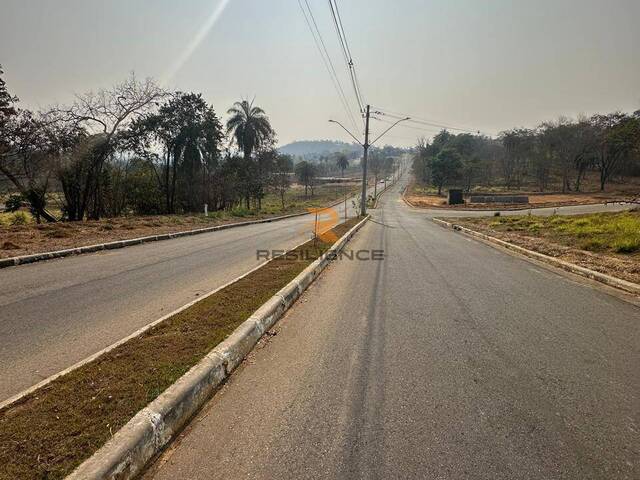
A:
[0,213,276,259]
[406,191,635,210]
[406,176,639,210]
[448,214,640,285]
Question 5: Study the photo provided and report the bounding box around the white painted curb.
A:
[65,215,370,480]
[433,218,640,296]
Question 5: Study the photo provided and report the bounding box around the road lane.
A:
[0,195,366,402]
[146,180,640,479]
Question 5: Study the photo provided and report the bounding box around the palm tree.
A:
[226,99,273,159]
[335,153,349,177]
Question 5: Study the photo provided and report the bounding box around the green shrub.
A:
[549,216,567,225]
[231,206,251,217]
[527,223,543,232]
[613,239,640,254]
[9,211,29,226]
[5,194,24,212]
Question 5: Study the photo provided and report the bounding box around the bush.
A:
[613,239,640,254]
[527,223,543,232]
[5,194,24,212]
[9,211,29,225]
[124,158,163,215]
[231,206,251,217]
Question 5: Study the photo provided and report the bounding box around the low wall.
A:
[469,195,529,204]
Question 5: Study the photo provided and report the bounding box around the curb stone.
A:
[66,215,370,480]
[1,189,375,409]
[432,218,640,296]
[371,178,396,209]
[0,196,356,270]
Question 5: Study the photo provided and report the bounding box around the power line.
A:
[297,0,358,131]
[328,0,365,116]
[373,107,487,135]
[374,106,473,129]
[379,111,479,134]
[372,116,445,134]
[302,0,359,131]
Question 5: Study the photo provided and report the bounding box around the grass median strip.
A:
[0,218,359,480]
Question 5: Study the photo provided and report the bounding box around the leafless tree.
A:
[54,73,165,219]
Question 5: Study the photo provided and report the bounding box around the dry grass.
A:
[0,218,360,480]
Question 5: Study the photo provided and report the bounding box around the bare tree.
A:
[591,113,639,191]
[55,73,165,219]
[270,154,293,210]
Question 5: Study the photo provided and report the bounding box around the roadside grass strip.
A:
[0,218,360,480]
[479,210,640,254]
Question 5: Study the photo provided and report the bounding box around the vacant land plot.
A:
[406,176,639,210]
[0,217,360,480]
[449,210,640,284]
[0,184,358,259]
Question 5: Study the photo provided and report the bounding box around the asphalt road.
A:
[0,194,367,402]
[146,179,639,479]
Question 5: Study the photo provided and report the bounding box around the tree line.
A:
[412,112,640,195]
[0,66,303,222]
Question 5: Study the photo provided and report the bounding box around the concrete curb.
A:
[371,178,396,209]
[0,196,355,270]
[401,188,418,208]
[432,218,640,296]
[66,215,370,480]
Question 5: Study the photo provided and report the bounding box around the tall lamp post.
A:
[330,105,409,216]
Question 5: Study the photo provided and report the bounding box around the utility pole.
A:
[329,106,408,217]
[360,105,370,216]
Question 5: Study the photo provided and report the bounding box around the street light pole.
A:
[361,105,371,216]
[329,106,408,217]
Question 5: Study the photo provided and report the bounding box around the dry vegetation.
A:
[449,210,640,284]
[0,183,357,259]
[0,218,360,480]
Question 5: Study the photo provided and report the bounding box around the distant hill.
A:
[278,140,361,161]
[279,140,411,163]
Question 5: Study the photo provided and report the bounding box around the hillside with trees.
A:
[278,140,360,160]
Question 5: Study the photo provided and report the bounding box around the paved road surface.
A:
[146,180,639,479]
[0,195,366,402]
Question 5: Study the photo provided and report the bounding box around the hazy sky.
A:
[1,0,639,147]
